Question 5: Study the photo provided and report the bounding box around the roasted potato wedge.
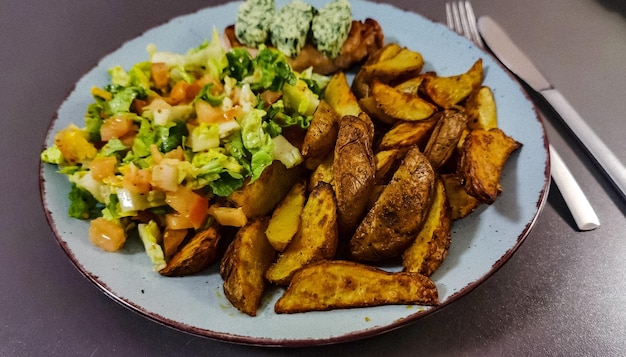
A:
[362,47,424,83]
[423,110,468,169]
[324,71,362,117]
[226,161,306,219]
[301,100,340,170]
[308,152,334,191]
[394,75,427,95]
[352,44,424,99]
[374,149,399,184]
[378,117,438,151]
[441,173,480,220]
[266,182,339,285]
[352,43,402,98]
[371,81,437,121]
[363,42,403,65]
[465,85,498,130]
[274,260,439,313]
[422,59,483,108]
[220,218,276,316]
[403,178,451,276]
[333,114,377,236]
[358,95,397,125]
[265,181,307,252]
[350,146,436,262]
[160,224,221,276]
[458,128,522,204]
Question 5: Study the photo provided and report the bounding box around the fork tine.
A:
[457,2,473,41]
[463,2,484,48]
[446,1,484,49]
[445,3,454,29]
[451,3,463,37]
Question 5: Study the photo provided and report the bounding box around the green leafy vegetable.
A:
[68,183,100,219]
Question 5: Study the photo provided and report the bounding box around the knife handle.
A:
[540,88,626,199]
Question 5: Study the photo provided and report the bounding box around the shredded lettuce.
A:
[190,123,220,152]
[67,183,100,219]
[137,221,166,271]
[40,145,65,165]
[99,138,128,157]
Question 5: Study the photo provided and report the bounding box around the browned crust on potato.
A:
[159,225,221,276]
[423,110,468,169]
[265,182,339,285]
[441,173,480,220]
[220,218,276,316]
[402,178,452,276]
[349,146,436,262]
[333,114,376,237]
[458,128,521,204]
[301,100,340,170]
[275,260,438,313]
[225,161,306,219]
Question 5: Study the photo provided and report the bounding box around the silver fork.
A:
[445,1,600,231]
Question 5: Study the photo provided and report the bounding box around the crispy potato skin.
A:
[160,225,221,277]
[301,100,340,170]
[265,182,339,285]
[274,260,438,313]
[424,110,468,169]
[220,218,276,316]
[378,117,438,151]
[441,173,480,220]
[333,114,377,237]
[226,161,306,219]
[458,128,521,204]
[350,146,436,262]
[402,178,452,276]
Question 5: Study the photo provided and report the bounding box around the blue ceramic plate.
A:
[41,0,549,346]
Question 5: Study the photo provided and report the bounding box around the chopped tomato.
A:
[165,80,189,105]
[151,62,169,89]
[89,217,126,252]
[90,156,117,182]
[100,115,134,141]
[165,212,194,230]
[165,187,209,229]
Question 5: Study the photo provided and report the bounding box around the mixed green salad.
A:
[41,28,328,266]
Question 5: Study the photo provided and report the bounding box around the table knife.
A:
[478,16,626,204]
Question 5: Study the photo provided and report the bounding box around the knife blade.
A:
[478,16,626,202]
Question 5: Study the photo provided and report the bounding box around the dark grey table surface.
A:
[2,0,625,355]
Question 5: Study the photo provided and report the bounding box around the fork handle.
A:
[541,88,626,200]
